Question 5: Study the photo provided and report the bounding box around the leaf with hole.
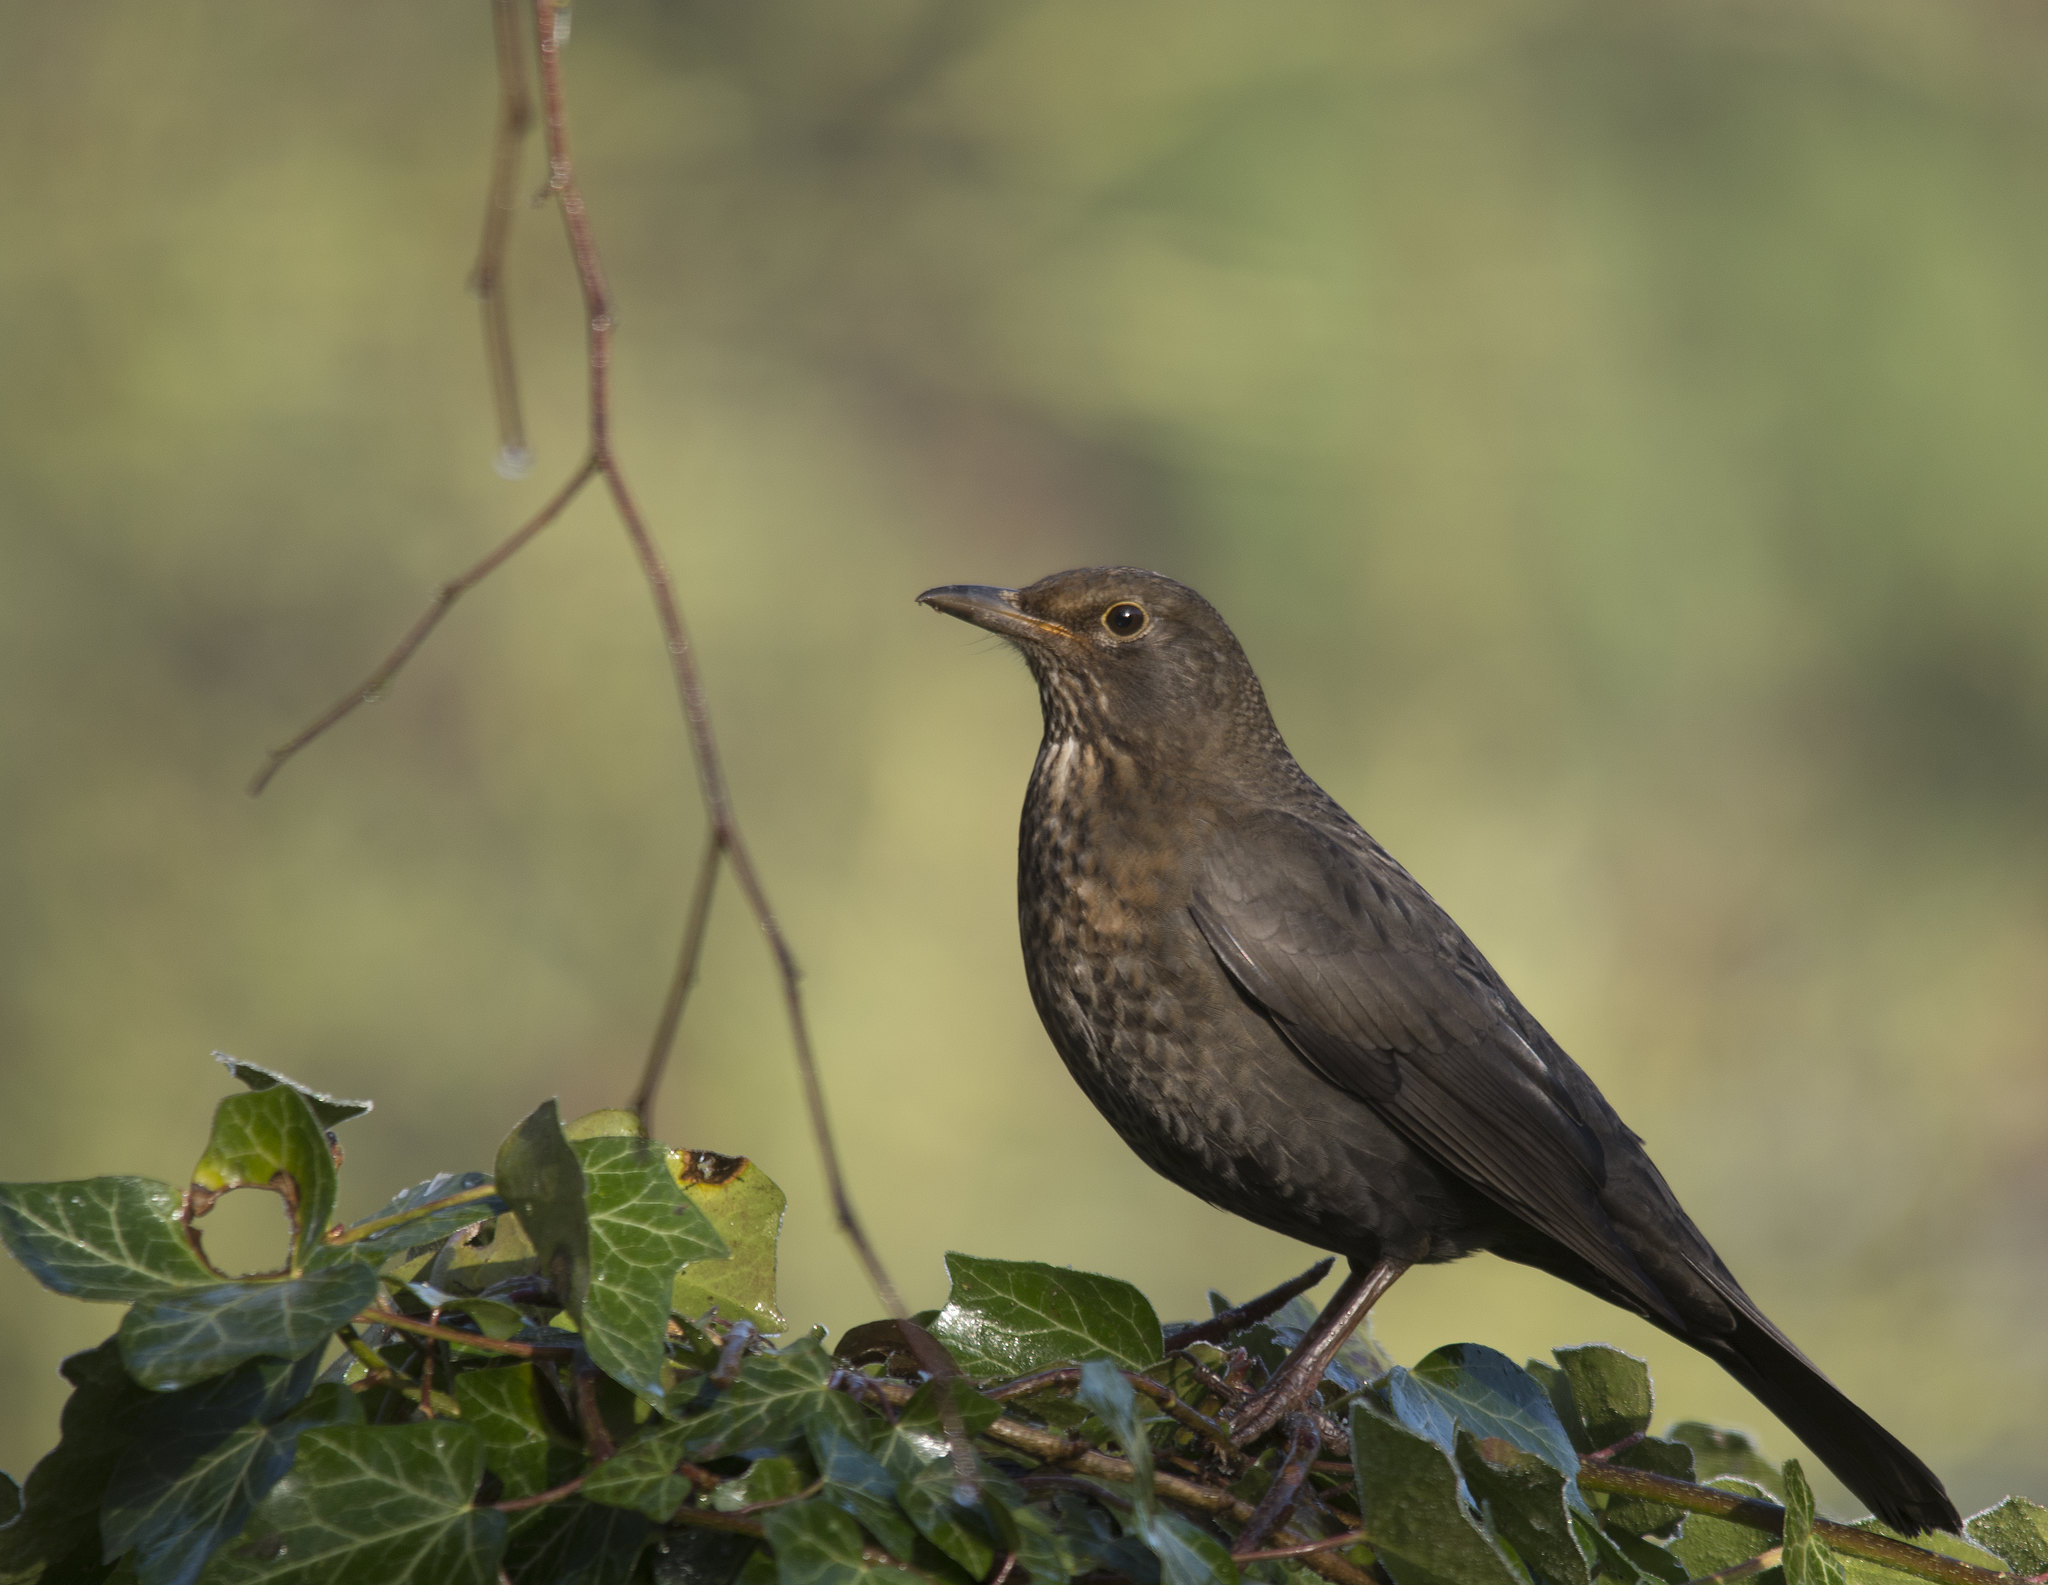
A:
[189,1087,338,1273]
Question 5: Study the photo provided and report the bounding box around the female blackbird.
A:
[918,565,1957,1535]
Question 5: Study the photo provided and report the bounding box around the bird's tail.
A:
[1699,1292,1959,1536]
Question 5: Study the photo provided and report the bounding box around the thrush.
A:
[918,566,1958,1535]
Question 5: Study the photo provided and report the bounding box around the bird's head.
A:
[917,567,1281,758]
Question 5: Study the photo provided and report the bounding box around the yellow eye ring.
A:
[1102,601,1149,639]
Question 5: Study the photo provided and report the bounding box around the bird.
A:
[917,565,1958,1536]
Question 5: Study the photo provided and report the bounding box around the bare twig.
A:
[247,455,597,794]
[1684,1549,1784,1585]
[631,829,721,1128]
[1232,1413,1320,1554]
[325,1182,501,1246]
[470,0,534,476]
[256,0,971,1494]
[492,1471,587,1512]
[1163,1258,1335,1351]
[1234,1530,1370,1564]
[1575,1463,2009,1585]
[356,1308,573,1360]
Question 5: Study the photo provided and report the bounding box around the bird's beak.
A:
[917,584,1073,645]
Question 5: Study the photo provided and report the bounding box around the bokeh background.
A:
[3,0,2045,1519]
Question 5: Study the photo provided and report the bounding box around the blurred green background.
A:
[3,0,2045,1519]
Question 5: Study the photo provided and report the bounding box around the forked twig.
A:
[249,0,976,1494]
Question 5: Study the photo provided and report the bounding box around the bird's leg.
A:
[1229,1257,1409,1446]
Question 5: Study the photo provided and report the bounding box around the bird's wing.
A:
[1189,808,1680,1325]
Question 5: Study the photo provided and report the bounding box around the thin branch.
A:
[524,0,978,1495]
[631,830,721,1129]
[325,1181,502,1246]
[248,455,598,794]
[1684,1549,1784,1585]
[469,0,534,476]
[355,1308,573,1360]
[1163,1258,1335,1351]
[1233,1413,1320,1554]
[1234,1530,1370,1564]
[1575,1464,2010,1585]
[492,1472,587,1513]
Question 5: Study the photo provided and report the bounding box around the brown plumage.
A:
[919,565,1957,1536]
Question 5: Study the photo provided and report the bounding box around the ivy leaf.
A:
[452,1364,580,1502]
[1667,1424,1781,1496]
[762,1501,922,1585]
[199,1423,506,1585]
[1597,1439,1695,1538]
[890,1454,997,1577]
[1550,1346,1651,1453]
[502,1500,653,1585]
[1388,1345,1581,1483]
[189,1088,338,1273]
[120,1260,379,1390]
[102,1354,352,1585]
[1454,1430,1590,1585]
[689,1339,844,1459]
[1779,1461,1847,1585]
[339,1173,504,1257]
[1075,1360,1237,1585]
[212,1056,373,1129]
[642,1525,756,1585]
[495,1100,592,1318]
[1350,1400,1522,1585]
[574,1135,728,1403]
[670,1151,788,1333]
[583,1423,696,1521]
[0,1177,216,1303]
[1668,1479,1782,1585]
[805,1422,917,1561]
[1965,1498,2048,1576]
[930,1255,1163,1379]
[0,1338,154,1583]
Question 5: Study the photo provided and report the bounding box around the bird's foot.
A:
[1229,1358,1327,1447]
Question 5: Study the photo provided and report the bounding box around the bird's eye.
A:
[1102,602,1149,638]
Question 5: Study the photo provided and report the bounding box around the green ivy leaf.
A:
[762,1500,922,1585]
[102,1355,353,1585]
[190,1088,338,1273]
[574,1136,728,1403]
[1965,1498,2048,1576]
[340,1173,504,1256]
[0,1178,214,1302]
[199,1423,506,1585]
[120,1260,379,1390]
[1388,1344,1581,1483]
[1780,1461,1847,1585]
[930,1255,1163,1379]
[1668,1478,1781,1585]
[0,1338,154,1583]
[688,1339,845,1459]
[502,1500,653,1585]
[642,1525,755,1585]
[1075,1360,1237,1585]
[212,1056,373,1130]
[1350,1400,1522,1585]
[451,1364,580,1502]
[805,1422,917,1561]
[583,1423,696,1521]
[1597,1439,1695,1538]
[890,1454,997,1577]
[1454,1429,1590,1585]
[1551,1347,1651,1454]
[670,1152,788,1333]
[1666,1424,1780,1496]
[495,1100,592,1317]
